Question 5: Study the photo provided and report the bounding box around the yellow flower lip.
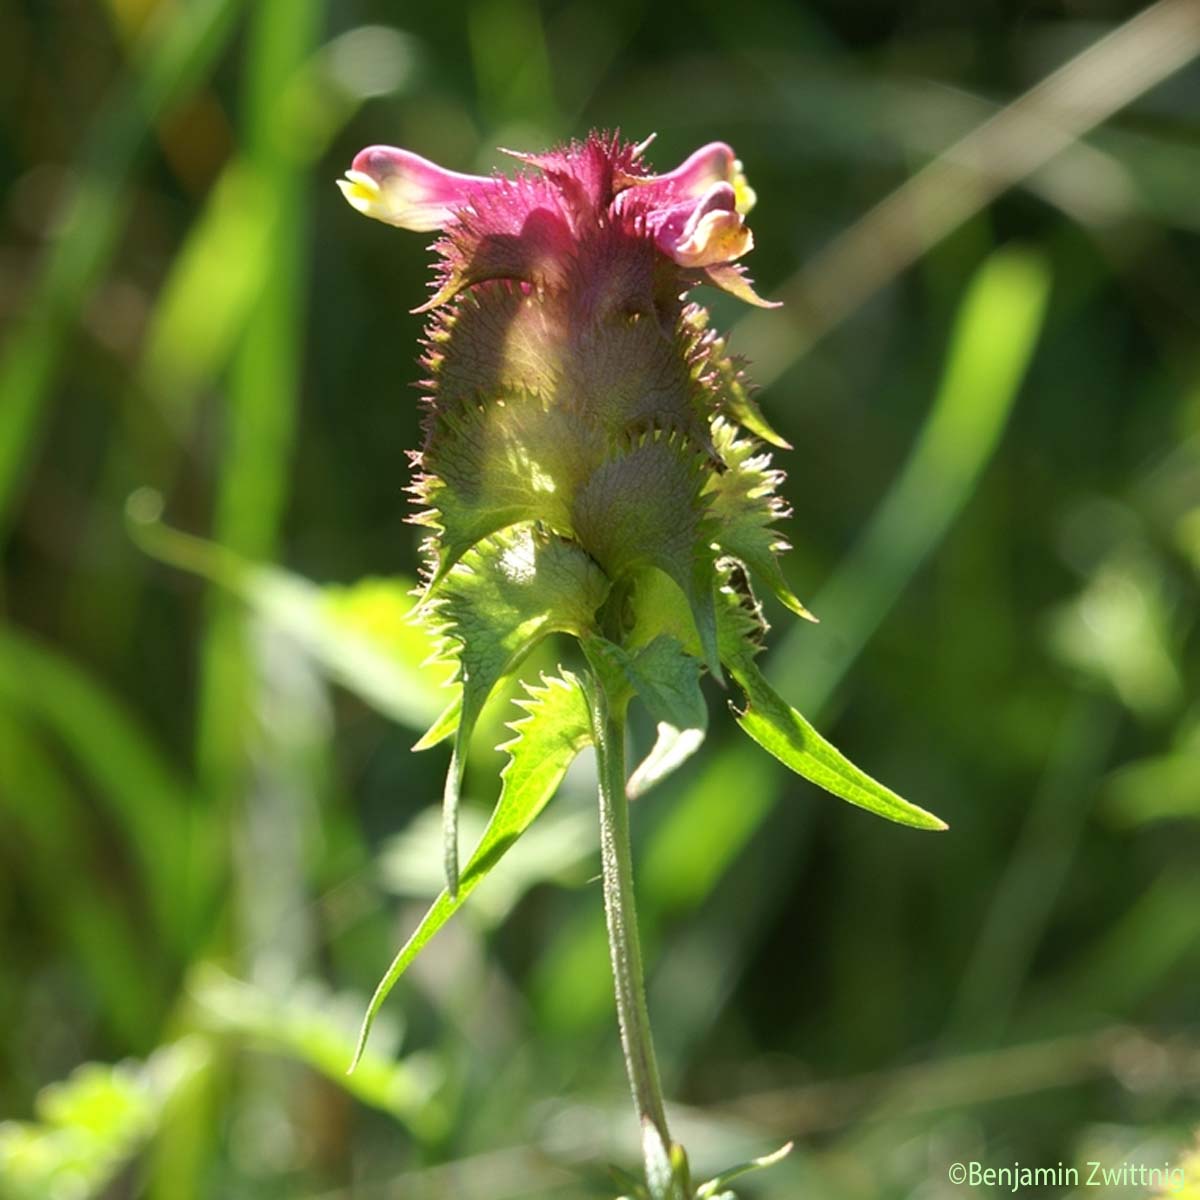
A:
[731,160,757,215]
[336,169,384,217]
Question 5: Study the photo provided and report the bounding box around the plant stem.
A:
[591,680,671,1152]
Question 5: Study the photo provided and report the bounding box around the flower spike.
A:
[341,128,944,1199]
[337,131,800,878]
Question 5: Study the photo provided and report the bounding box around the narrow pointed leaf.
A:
[350,671,592,1069]
[718,594,945,830]
[696,1141,794,1198]
[727,650,945,830]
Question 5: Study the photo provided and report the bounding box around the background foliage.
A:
[2,1,1199,1197]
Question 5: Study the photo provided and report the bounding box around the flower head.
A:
[338,132,806,891]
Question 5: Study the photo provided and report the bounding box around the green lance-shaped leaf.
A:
[430,525,608,894]
[411,691,462,752]
[717,586,946,831]
[350,670,593,1070]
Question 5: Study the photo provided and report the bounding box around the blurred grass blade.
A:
[0,0,245,538]
[771,246,1052,711]
[137,23,415,436]
[137,161,277,430]
[412,694,463,751]
[64,24,417,673]
[1104,750,1200,826]
[193,0,321,815]
[128,492,449,728]
[210,0,322,562]
[0,710,166,1047]
[735,0,1200,384]
[351,671,592,1069]
[947,695,1119,1041]
[156,8,325,1197]
[1046,866,1200,1017]
[0,626,195,953]
[468,0,557,131]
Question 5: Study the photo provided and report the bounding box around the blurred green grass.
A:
[2,2,1199,1197]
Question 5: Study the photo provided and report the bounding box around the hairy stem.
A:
[591,679,671,1156]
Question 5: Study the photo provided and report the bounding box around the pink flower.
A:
[336,145,501,231]
[642,180,753,267]
[615,139,759,265]
[337,133,774,306]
